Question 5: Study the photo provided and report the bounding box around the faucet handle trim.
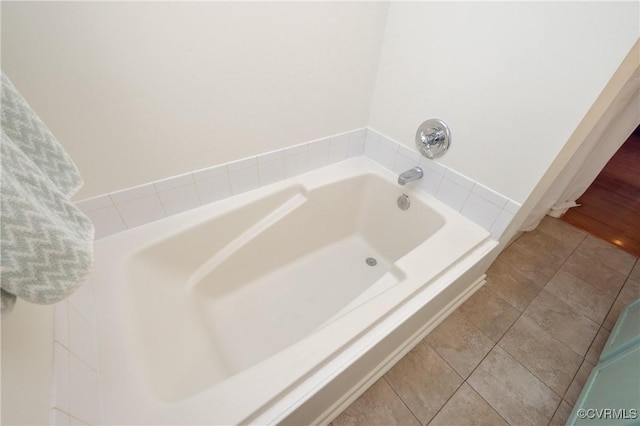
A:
[416,118,451,159]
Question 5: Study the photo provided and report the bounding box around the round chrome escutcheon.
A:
[415,118,451,159]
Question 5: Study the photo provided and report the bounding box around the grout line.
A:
[381,376,424,426]
[68,345,99,374]
[423,378,465,426]
[464,379,512,426]
[547,399,564,426]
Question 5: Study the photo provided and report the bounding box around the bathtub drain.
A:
[365,257,377,266]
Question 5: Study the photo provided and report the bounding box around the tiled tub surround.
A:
[76,128,520,240]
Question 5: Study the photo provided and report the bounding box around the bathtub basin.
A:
[91,157,496,424]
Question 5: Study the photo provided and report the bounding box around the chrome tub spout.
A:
[398,167,423,185]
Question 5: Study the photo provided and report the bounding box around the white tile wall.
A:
[328,134,350,163]
[227,156,257,172]
[116,194,166,228]
[51,278,101,425]
[374,135,399,170]
[158,183,201,216]
[436,177,471,211]
[347,134,365,158]
[285,152,308,178]
[504,199,522,215]
[490,209,516,240]
[110,183,156,204]
[69,415,89,426]
[472,183,508,208]
[444,168,475,190]
[153,173,194,192]
[392,149,419,176]
[75,196,126,240]
[67,282,93,322]
[195,173,232,205]
[192,163,227,181]
[52,343,70,412]
[418,155,447,177]
[69,353,101,425]
[307,142,330,170]
[69,307,97,370]
[461,192,503,230]
[228,166,260,194]
[258,158,285,186]
[417,166,443,196]
[54,302,69,348]
[51,409,70,426]
[363,129,380,159]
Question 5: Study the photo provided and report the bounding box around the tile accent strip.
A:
[76,127,519,240]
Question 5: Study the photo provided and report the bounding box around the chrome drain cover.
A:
[366,257,377,266]
[397,194,410,210]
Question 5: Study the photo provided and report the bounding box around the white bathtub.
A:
[92,157,497,425]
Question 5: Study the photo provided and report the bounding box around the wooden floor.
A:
[562,128,640,258]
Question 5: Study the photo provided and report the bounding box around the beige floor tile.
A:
[537,216,587,248]
[564,360,594,406]
[495,242,559,288]
[485,259,540,312]
[428,382,508,426]
[498,315,582,396]
[618,278,640,306]
[549,400,574,426]
[332,378,420,426]
[576,235,637,276]
[457,286,520,342]
[426,310,494,378]
[630,260,640,282]
[384,340,463,425]
[513,228,577,269]
[603,300,625,331]
[561,251,627,298]
[585,327,610,365]
[468,346,560,426]
[523,290,599,356]
[545,269,614,324]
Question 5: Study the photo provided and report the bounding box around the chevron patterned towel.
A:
[1,71,94,315]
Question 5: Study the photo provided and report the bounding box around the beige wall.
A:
[368,1,639,203]
[2,2,389,198]
[4,2,638,204]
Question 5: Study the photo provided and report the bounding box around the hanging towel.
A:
[1,71,94,315]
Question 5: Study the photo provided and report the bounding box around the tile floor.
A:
[332,217,640,426]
